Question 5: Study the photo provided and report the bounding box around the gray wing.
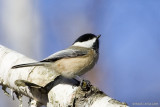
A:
[12,48,87,69]
[40,48,87,62]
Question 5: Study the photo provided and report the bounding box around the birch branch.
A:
[0,45,128,107]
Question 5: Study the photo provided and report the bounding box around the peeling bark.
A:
[0,45,128,107]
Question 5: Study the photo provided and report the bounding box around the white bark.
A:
[1,0,41,58]
[0,45,128,107]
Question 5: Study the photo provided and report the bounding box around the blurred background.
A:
[0,0,160,107]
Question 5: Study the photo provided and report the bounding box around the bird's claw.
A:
[80,79,91,91]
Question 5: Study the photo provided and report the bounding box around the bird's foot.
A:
[75,76,91,91]
[80,79,91,91]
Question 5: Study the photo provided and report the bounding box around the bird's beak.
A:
[97,34,101,39]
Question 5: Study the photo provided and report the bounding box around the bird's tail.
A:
[11,62,44,69]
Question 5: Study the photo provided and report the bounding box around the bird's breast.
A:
[51,49,98,78]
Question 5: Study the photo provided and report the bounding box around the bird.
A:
[12,33,100,79]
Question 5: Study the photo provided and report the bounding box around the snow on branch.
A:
[0,45,128,107]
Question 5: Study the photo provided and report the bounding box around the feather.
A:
[11,62,44,69]
[12,47,88,69]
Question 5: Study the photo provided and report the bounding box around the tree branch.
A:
[0,45,128,107]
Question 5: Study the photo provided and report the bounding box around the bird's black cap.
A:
[73,33,100,52]
[73,33,98,43]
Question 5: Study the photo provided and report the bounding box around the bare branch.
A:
[0,45,128,107]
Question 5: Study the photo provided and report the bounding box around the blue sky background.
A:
[0,0,160,107]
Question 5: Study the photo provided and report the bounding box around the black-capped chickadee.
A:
[12,33,100,78]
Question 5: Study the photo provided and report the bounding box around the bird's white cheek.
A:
[73,38,96,48]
